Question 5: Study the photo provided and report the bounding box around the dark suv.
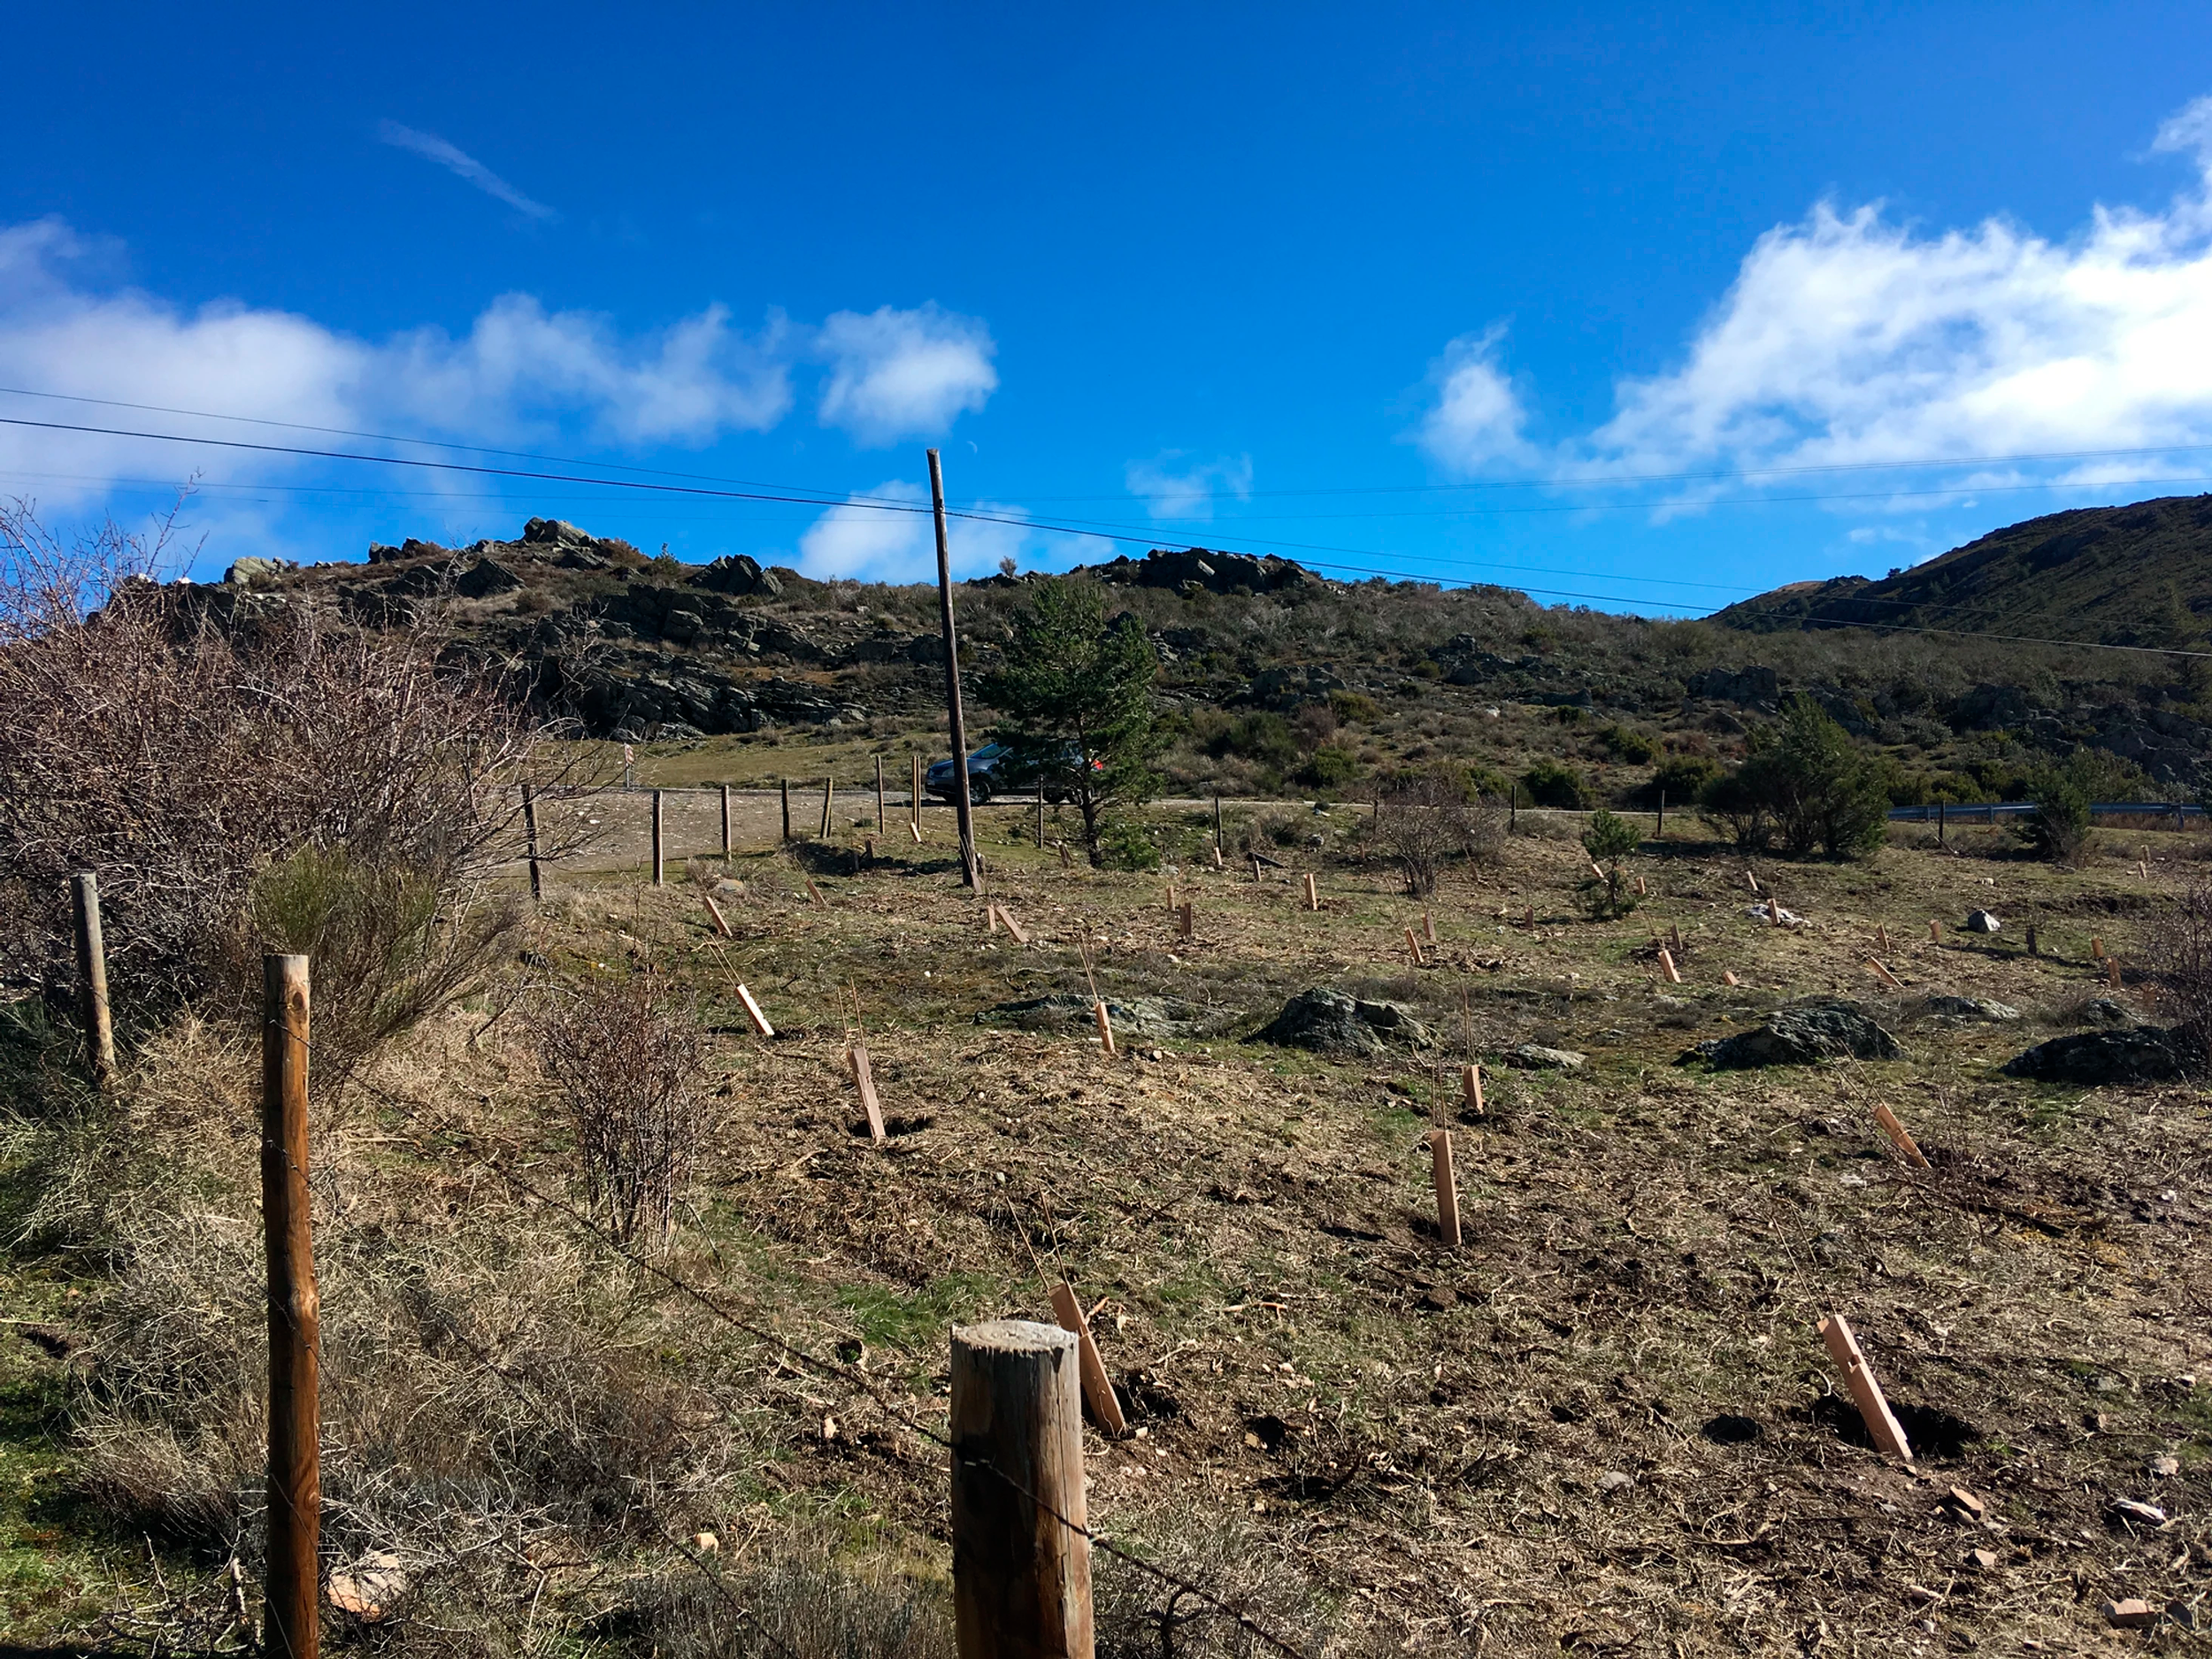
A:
[926,743,1099,803]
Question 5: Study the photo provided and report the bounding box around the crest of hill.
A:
[1713,494,2212,649]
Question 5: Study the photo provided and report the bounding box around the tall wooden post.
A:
[1213,794,1223,853]
[1655,787,1665,838]
[521,782,543,902]
[261,954,319,1659]
[876,757,887,833]
[720,784,733,858]
[1937,800,1946,845]
[1036,782,1045,849]
[651,788,665,885]
[70,872,115,1087]
[1509,783,1518,833]
[780,778,792,842]
[950,1321,1093,1659]
[820,776,834,838]
[913,753,924,832]
[928,448,979,888]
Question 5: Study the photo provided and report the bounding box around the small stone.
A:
[1970,1548,2001,1571]
[1947,1484,1987,1517]
[2149,1455,2180,1479]
[2112,1498,2168,1526]
[695,1531,720,1553]
[1596,1471,1634,1494]
[1904,1583,1944,1604]
[2105,1598,2158,1629]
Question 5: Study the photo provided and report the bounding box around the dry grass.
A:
[7,803,2211,1655]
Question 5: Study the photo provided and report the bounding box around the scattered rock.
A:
[1254,988,1434,1056]
[1969,1548,2001,1571]
[979,994,1223,1038]
[692,553,784,596]
[1919,995,2020,1023]
[1742,904,1804,926]
[1595,1471,1635,1494]
[1680,1003,1907,1068]
[2113,1498,2169,1526]
[223,557,281,587]
[2000,1027,2193,1085]
[2149,1455,2180,1479]
[454,556,524,598]
[328,1551,412,1621]
[2105,1598,2158,1629]
[1498,1043,1586,1070]
[1963,909,2002,934]
[2075,997,2137,1027]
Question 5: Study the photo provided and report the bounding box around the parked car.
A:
[926,743,1100,803]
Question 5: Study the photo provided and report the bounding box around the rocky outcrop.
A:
[1918,995,2020,1023]
[690,554,783,597]
[1681,1003,1906,1068]
[1686,665,1780,707]
[1089,547,1322,597]
[2000,1027,2196,1085]
[1255,988,1433,1056]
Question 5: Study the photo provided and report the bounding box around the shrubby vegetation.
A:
[1700,695,1892,859]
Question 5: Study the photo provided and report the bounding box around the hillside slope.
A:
[1713,493,2212,648]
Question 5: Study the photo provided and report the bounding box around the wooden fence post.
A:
[651,789,665,885]
[820,776,834,838]
[521,782,543,902]
[1304,872,1319,911]
[71,872,116,1087]
[781,779,792,842]
[949,1321,1093,1659]
[1655,787,1665,837]
[1430,1129,1461,1248]
[1036,785,1045,849]
[261,954,320,1659]
[1178,902,1194,941]
[927,449,980,889]
[913,754,924,832]
[876,756,887,834]
[721,784,733,858]
[1213,794,1223,853]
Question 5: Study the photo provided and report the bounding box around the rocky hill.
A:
[189,509,2212,799]
[1712,493,2212,650]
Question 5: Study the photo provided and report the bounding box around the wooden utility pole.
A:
[780,778,792,842]
[820,776,835,838]
[913,753,925,833]
[261,954,320,1659]
[720,785,733,858]
[521,782,543,902]
[651,789,665,885]
[949,1321,1094,1659]
[928,448,979,887]
[71,872,115,1087]
[876,757,887,833]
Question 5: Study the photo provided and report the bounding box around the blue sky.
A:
[7,2,2212,613]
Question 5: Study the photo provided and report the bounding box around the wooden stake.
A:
[1462,1064,1485,1115]
[261,954,320,1659]
[703,893,733,937]
[1746,870,1760,894]
[651,787,665,886]
[819,776,834,838]
[849,1041,887,1143]
[1210,842,1222,869]
[1166,883,1178,911]
[1522,905,1534,929]
[1035,787,1044,849]
[1424,910,1437,945]
[1048,1283,1127,1436]
[913,753,924,832]
[780,778,792,842]
[1818,1314,1913,1464]
[1404,926,1426,967]
[1769,895,1783,927]
[1872,1103,1930,1170]
[1059,841,1074,870]
[1876,924,1891,951]
[1656,947,1681,985]
[71,873,115,1089]
[997,907,1030,946]
[949,1321,1093,1659]
[806,878,825,906]
[1252,854,1263,884]
[1634,874,1647,896]
[1669,923,1684,953]
[734,984,775,1038]
[928,449,979,889]
[1092,1000,1116,1055]
[1304,872,1318,911]
[1723,970,1740,986]
[2091,934,2104,960]
[1928,918,1941,944]
[522,781,543,902]
[1863,956,1903,989]
[876,756,887,834]
[1213,793,1223,851]
[1178,902,1194,940]
[987,904,1001,933]
[1429,1129,1462,1248]
[2108,957,2123,989]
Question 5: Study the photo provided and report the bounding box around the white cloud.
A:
[1417,326,1532,472]
[1123,451,1253,521]
[816,304,997,445]
[378,121,557,221]
[795,480,1033,582]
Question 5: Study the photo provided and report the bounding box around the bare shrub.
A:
[647,1539,954,1659]
[1093,1502,1337,1659]
[0,501,562,1062]
[1370,771,1503,895]
[2149,880,2212,1063]
[535,972,710,1243]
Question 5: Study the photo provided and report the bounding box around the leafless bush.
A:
[535,972,710,1243]
[647,1539,955,1659]
[1369,772,1503,895]
[0,500,567,1062]
[1093,1503,1338,1659]
[2149,880,2212,1061]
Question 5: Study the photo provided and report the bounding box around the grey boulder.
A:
[1499,1043,1586,1070]
[1256,988,1434,1056]
[1920,995,2020,1023]
[1682,1002,1907,1068]
[1964,910,2002,935]
[2001,1027,2195,1085]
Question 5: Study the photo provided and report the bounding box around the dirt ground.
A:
[5,801,2208,1655]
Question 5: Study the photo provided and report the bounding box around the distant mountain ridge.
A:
[1713,494,2212,649]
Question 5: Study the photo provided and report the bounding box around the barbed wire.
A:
[308,1042,1316,1659]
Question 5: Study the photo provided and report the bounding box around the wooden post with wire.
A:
[1048,1283,1127,1436]
[876,756,887,834]
[651,788,665,885]
[1430,1129,1462,1248]
[261,953,319,1659]
[820,776,834,838]
[780,778,792,842]
[72,872,115,1088]
[927,448,979,888]
[949,1320,1093,1659]
[720,784,733,858]
[522,782,543,902]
